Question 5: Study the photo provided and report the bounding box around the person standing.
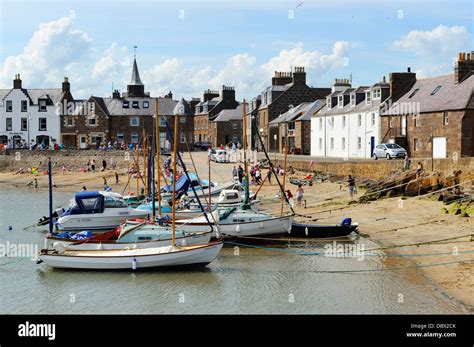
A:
[403,156,410,171]
[62,163,67,175]
[268,169,272,185]
[102,159,107,171]
[232,166,238,180]
[295,184,304,207]
[255,168,261,184]
[91,159,96,173]
[347,175,356,199]
[416,162,424,179]
[115,171,119,185]
[237,165,244,184]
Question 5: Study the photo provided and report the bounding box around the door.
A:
[400,116,407,136]
[370,136,375,157]
[433,137,447,158]
[79,135,87,149]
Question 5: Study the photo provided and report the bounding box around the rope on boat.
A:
[224,241,474,258]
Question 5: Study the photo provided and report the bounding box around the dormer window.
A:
[372,89,381,99]
[143,101,149,108]
[338,95,343,108]
[365,92,371,105]
[327,97,331,110]
[39,99,47,112]
[350,94,355,106]
[122,101,129,108]
[132,101,139,108]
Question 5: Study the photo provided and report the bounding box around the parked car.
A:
[193,141,212,150]
[373,143,407,160]
[212,149,229,163]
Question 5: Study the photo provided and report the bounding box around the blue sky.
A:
[1,0,472,100]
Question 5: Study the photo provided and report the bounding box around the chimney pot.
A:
[407,67,411,72]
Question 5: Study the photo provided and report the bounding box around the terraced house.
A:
[0,74,73,148]
[257,67,331,152]
[194,85,239,145]
[381,52,474,159]
[61,57,195,151]
[311,78,390,159]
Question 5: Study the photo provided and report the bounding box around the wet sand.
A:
[0,151,472,309]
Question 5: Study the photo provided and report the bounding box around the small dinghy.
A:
[289,218,358,238]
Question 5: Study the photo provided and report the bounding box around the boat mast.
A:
[171,112,179,247]
[242,100,250,204]
[280,124,288,216]
[151,119,156,220]
[142,129,147,196]
[48,157,53,234]
[155,98,161,217]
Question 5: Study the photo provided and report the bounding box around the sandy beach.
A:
[0,151,472,310]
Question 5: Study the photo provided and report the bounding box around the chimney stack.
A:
[292,66,306,85]
[13,74,22,89]
[455,51,474,84]
[389,69,417,101]
[272,71,293,86]
[62,76,70,94]
[332,77,351,92]
[221,85,235,102]
[112,89,121,99]
[203,89,219,102]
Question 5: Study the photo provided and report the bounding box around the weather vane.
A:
[134,45,137,58]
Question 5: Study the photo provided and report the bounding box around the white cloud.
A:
[393,25,469,56]
[92,43,130,81]
[1,12,92,87]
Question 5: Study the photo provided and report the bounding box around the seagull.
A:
[296,1,304,8]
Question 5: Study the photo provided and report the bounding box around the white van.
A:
[212,149,228,163]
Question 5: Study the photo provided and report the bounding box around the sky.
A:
[0,0,472,100]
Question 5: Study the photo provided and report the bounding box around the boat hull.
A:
[45,231,212,251]
[289,222,358,238]
[39,242,224,270]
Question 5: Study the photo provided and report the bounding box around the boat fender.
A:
[132,244,138,249]
[305,227,309,237]
[52,242,66,254]
[132,257,137,270]
[181,238,187,247]
[97,243,102,250]
[259,222,263,229]
[236,225,240,233]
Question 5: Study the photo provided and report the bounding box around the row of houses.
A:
[247,52,474,159]
[1,51,473,159]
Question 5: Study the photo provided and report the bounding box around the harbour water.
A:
[0,188,464,314]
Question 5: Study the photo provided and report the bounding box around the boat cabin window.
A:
[226,192,239,200]
[104,197,128,208]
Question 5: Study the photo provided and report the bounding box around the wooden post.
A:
[155,98,161,216]
[280,125,288,216]
[171,112,179,247]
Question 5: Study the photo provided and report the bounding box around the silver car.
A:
[373,143,407,160]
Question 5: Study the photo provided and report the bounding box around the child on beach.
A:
[295,184,304,207]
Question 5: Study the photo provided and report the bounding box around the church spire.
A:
[129,57,143,86]
[127,47,145,97]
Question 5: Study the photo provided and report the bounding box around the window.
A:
[21,100,27,112]
[66,117,73,126]
[21,118,27,131]
[327,97,331,109]
[357,137,362,150]
[39,99,47,111]
[88,117,96,126]
[131,132,139,144]
[232,122,238,130]
[91,135,103,146]
[431,85,442,95]
[366,92,371,104]
[330,117,334,129]
[342,116,346,128]
[143,101,149,108]
[116,133,124,143]
[371,113,376,126]
[180,116,186,123]
[330,137,334,150]
[389,116,393,128]
[122,101,129,108]
[130,116,139,126]
[372,89,381,99]
[159,116,166,126]
[408,89,419,98]
[443,112,448,125]
[319,118,322,129]
[338,95,343,107]
[6,118,12,131]
[342,137,346,150]
[319,138,322,150]
[358,114,362,127]
[414,138,419,151]
[39,118,47,131]
[350,94,355,106]
[6,100,12,112]
[414,114,420,127]
[180,132,186,144]
[132,101,139,108]
[232,135,238,143]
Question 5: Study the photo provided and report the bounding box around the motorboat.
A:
[289,218,359,238]
[55,191,148,232]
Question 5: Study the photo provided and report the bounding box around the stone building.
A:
[270,100,325,155]
[209,103,245,147]
[380,52,474,158]
[256,67,331,152]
